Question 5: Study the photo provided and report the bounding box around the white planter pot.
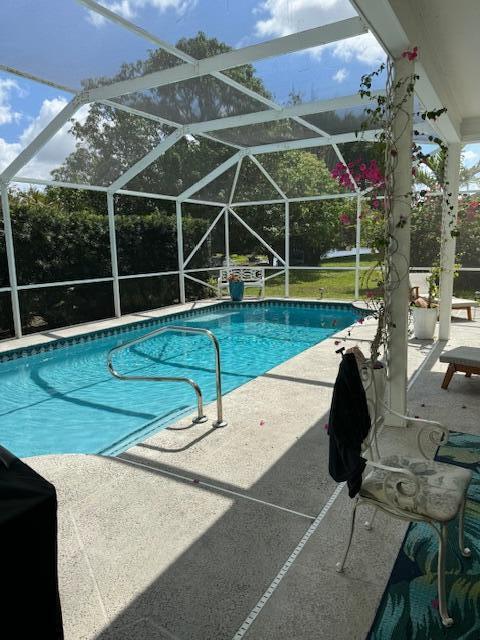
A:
[412,307,438,339]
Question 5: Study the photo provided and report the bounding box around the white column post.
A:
[0,183,22,337]
[107,192,121,318]
[438,143,462,340]
[385,55,414,425]
[176,200,186,303]
[225,209,230,269]
[285,200,290,297]
[354,194,362,299]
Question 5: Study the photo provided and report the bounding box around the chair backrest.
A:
[409,271,431,296]
[219,267,264,282]
[358,361,387,461]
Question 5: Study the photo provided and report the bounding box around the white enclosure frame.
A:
[0,0,478,349]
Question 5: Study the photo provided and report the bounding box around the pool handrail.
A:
[106,325,227,428]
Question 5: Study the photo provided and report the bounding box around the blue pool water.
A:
[0,302,360,457]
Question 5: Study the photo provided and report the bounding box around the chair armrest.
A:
[365,460,420,509]
[380,400,449,459]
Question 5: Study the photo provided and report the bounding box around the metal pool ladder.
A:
[107,326,227,428]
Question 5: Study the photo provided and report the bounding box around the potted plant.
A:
[411,268,439,339]
[228,272,244,301]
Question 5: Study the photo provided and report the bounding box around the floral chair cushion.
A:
[360,455,472,522]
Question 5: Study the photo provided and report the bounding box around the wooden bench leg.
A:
[467,306,473,321]
[441,363,456,389]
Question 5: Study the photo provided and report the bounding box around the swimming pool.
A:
[0,301,363,457]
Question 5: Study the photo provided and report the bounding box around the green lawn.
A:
[265,255,380,300]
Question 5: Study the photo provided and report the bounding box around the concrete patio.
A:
[26,305,480,640]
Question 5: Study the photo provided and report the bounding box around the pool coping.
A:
[0,298,368,363]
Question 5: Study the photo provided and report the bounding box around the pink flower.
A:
[339,213,351,225]
[372,198,380,209]
[402,46,418,61]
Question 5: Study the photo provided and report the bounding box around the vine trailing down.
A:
[330,46,452,364]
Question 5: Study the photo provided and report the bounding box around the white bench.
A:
[217,267,265,298]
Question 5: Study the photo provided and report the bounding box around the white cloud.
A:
[0,98,90,179]
[329,32,385,66]
[463,147,480,168]
[255,0,355,37]
[333,67,348,83]
[86,0,197,26]
[0,78,26,127]
[254,0,386,66]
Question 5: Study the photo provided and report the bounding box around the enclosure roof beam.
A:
[0,64,77,94]
[178,152,242,201]
[184,92,382,136]
[244,129,380,155]
[83,18,367,101]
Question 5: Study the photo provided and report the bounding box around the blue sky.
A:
[0,0,479,180]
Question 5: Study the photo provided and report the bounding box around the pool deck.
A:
[21,300,480,640]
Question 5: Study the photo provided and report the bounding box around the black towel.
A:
[328,353,371,497]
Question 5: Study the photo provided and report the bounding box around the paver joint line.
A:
[115,455,316,520]
[69,509,109,626]
[231,483,345,640]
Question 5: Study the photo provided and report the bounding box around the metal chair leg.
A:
[458,498,472,557]
[364,507,378,531]
[438,523,454,627]
[336,498,358,572]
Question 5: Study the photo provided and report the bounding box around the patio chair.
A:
[409,271,477,319]
[334,356,472,627]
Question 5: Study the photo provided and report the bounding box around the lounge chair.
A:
[409,271,477,320]
[440,346,480,389]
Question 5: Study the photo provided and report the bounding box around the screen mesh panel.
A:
[19,104,169,186]
[303,104,372,136]
[112,76,269,124]
[114,195,177,276]
[194,166,237,203]
[19,281,114,335]
[119,274,179,314]
[125,137,234,196]
[209,118,317,147]
[0,0,180,90]
[232,158,281,202]
[183,204,225,270]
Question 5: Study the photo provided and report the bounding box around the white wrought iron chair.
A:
[335,360,473,627]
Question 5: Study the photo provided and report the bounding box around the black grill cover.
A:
[0,445,63,638]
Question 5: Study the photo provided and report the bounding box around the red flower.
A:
[339,213,351,225]
[372,198,380,209]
